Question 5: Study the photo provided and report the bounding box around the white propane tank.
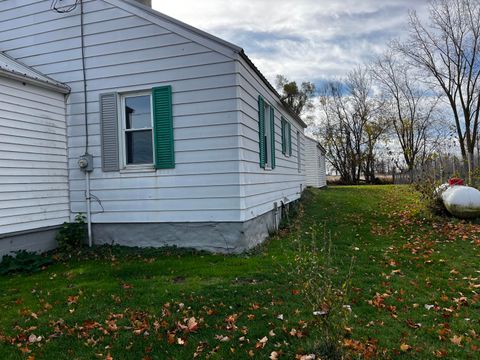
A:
[442,185,480,219]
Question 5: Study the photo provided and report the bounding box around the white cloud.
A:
[152,0,429,84]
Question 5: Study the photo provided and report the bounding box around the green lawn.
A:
[1,186,479,359]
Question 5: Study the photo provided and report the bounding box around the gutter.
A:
[0,68,70,94]
[238,50,308,129]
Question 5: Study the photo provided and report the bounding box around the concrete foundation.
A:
[93,205,286,253]
[0,203,296,256]
[0,226,59,259]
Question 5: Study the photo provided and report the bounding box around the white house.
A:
[305,136,327,188]
[0,52,70,257]
[0,0,310,255]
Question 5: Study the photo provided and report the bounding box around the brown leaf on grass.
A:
[250,303,261,310]
[166,331,175,345]
[433,349,448,357]
[121,283,133,289]
[67,295,79,305]
[19,347,31,354]
[225,314,238,331]
[270,351,280,360]
[28,334,42,343]
[255,336,268,349]
[193,342,207,358]
[405,319,421,329]
[368,293,389,308]
[215,334,230,342]
[295,355,316,360]
[400,343,411,352]
[450,335,463,346]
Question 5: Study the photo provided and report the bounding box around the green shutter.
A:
[281,117,286,155]
[258,95,265,168]
[270,107,275,169]
[152,86,174,169]
[288,122,292,156]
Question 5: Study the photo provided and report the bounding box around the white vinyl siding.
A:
[0,0,307,226]
[0,0,242,223]
[236,57,306,222]
[0,76,69,236]
[305,136,327,188]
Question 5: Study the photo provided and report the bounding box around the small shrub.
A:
[0,250,52,275]
[56,213,87,250]
[284,223,353,359]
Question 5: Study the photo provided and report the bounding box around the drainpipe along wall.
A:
[79,0,93,247]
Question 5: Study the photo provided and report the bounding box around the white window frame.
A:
[264,103,273,170]
[283,120,291,157]
[297,131,301,173]
[118,91,155,169]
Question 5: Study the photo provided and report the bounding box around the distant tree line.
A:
[276,0,480,185]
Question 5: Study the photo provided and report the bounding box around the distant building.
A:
[305,136,327,188]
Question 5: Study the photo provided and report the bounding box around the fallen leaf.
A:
[187,317,198,332]
[270,351,279,359]
[450,335,463,346]
[256,336,268,349]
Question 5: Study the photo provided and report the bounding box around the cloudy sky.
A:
[152,0,430,88]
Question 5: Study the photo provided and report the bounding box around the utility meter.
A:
[78,153,93,172]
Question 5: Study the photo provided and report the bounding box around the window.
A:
[264,103,272,168]
[281,117,292,156]
[121,93,154,166]
[99,86,175,172]
[297,131,301,172]
[258,95,276,169]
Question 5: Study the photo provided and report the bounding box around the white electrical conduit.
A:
[85,171,93,247]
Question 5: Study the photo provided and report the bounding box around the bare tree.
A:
[317,68,386,183]
[371,50,441,179]
[397,0,480,182]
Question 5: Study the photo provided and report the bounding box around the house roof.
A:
[0,52,70,94]
[119,0,307,128]
[305,135,326,154]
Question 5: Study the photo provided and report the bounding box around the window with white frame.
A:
[264,103,272,168]
[281,118,291,156]
[257,95,276,169]
[121,93,154,166]
[297,131,301,172]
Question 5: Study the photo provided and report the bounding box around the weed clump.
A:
[284,223,354,359]
[55,213,87,251]
[0,250,52,275]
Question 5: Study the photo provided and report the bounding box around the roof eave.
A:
[120,0,243,53]
[0,68,70,94]
[238,50,307,129]
[118,0,307,128]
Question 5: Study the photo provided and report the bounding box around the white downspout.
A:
[78,153,94,246]
[85,171,93,247]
